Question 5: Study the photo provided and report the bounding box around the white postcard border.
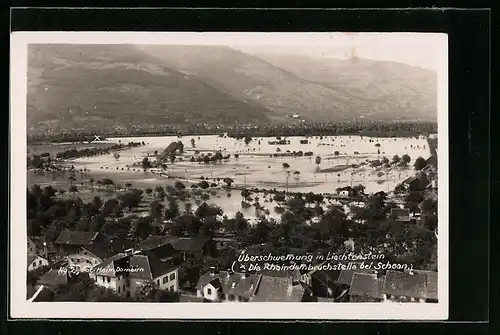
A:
[10,31,449,320]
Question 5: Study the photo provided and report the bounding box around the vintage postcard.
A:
[10,32,448,319]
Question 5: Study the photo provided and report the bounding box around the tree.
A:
[234,211,249,241]
[145,188,153,196]
[142,157,151,171]
[282,162,290,169]
[132,216,154,240]
[244,135,252,145]
[392,155,401,164]
[198,180,210,189]
[170,155,176,164]
[401,154,411,164]
[174,181,186,190]
[119,191,143,211]
[315,156,322,166]
[89,178,95,191]
[241,188,251,200]
[414,156,426,170]
[334,151,340,156]
[223,177,234,187]
[191,138,196,148]
[69,185,78,197]
[92,196,103,209]
[165,198,180,220]
[150,200,165,223]
[43,185,57,198]
[114,153,120,160]
[101,178,114,189]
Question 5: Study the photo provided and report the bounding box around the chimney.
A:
[209,266,217,275]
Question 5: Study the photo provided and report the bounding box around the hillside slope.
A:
[27,44,271,131]
[247,52,438,121]
[138,45,359,122]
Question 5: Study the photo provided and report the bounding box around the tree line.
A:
[28,121,437,143]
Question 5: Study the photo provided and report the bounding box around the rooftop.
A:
[54,231,102,246]
[383,270,427,299]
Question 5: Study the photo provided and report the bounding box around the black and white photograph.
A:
[10,32,448,319]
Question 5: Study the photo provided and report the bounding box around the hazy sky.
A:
[17,32,446,72]
[231,33,445,72]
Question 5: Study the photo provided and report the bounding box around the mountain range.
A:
[27,44,437,132]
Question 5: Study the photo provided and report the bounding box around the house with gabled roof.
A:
[348,272,385,302]
[27,254,49,271]
[382,270,428,303]
[195,267,313,302]
[37,268,71,287]
[54,230,106,259]
[403,174,430,193]
[67,237,134,272]
[128,250,179,297]
[27,236,50,259]
[138,235,214,260]
[405,269,438,302]
[92,252,131,296]
[92,250,179,297]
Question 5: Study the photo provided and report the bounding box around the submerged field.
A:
[28,135,430,193]
[27,134,430,223]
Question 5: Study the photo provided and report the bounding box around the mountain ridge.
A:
[26,44,437,133]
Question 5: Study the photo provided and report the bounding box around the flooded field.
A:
[27,134,430,223]
[29,135,431,192]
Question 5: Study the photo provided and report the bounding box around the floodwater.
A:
[28,135,430,223]
[65,135,430,194]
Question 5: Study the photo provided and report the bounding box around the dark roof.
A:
[196,271,262,299]
[337,269,375,286]
[27,255,37,266]
[383,270,427,299]
[425,155,437,167]
[139,235,209,252]
[37,269,68,286]
[403,176,418,184]
[257,268,301,282]
[349,273,384,299]
[92,253,130,277]
[83,238,134,260]
[411,270,438,300]
[54,231,101,246]
[28,236,49,248]
[129,251,178,280]
[251,276,306,302]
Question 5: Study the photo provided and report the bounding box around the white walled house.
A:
[128,251,179,297]
[27,254,49,271]
[27,236,50,259]
[196,268,311,302]
[27,238,36,255]
[92,250,179,297]
[93,253,131,296]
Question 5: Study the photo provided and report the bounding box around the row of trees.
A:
[28,121,437,144]
[55,142,144,160]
